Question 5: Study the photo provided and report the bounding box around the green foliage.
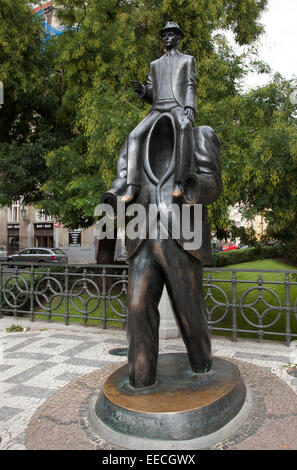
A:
[0,0,69,206]
[282,241,297,266]
[6,324,24,332]
[3,0,296,243]
[229,225,258,246]
[211,245,284,267]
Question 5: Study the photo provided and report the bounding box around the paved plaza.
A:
[0,316,297,450]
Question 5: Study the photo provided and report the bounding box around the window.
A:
[8,201,20,222]
[36,210,52,222]
[8,236,19,255]
[31,248,49,254]
[52,248,66,254]
[35,235,53,248]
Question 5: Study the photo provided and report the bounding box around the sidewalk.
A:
[1,316,297,450]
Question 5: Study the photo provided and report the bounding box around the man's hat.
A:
[159,21,185,38]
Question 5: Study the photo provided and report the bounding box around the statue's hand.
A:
[184,107,194,123]
[131,80,143,94]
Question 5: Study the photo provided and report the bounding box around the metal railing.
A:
[0,263,128,329]
[204,267,297,345]
[1,263,297,345]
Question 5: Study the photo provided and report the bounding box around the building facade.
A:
[0,204,96,264]
[33,1,65,37]
[229,204,267,240]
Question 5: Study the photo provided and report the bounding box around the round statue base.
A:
[87,354,252,450]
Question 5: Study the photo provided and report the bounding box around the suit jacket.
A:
[102,123,222,265]
[139,50,197,112]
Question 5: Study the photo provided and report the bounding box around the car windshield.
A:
[51,249,66,254]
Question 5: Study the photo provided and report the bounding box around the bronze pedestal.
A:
[88,354,251,449]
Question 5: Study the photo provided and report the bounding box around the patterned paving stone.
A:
[3,337,42,354]
[4,352,54,361]
[4,362,59,384]
[40,342,62,349]
[59,341,99,357]
[0,406,22,421]
[0,364,15,372]
[49,333,93,341]
[7,384,57,399]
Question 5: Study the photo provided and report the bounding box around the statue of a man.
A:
[123,21,196,203]
[102,22,222,389]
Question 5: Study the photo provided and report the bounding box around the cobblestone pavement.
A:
[1,316,297,450]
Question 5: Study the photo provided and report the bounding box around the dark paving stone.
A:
[8,384,57,399]
[0,364,15,372]
[5,352,54,361]
[4,361,59,384]
[61,341,98,357]
[0,406,22,421]
[4,337,42,353]
[49,334,91,341]
[40,342,62,349]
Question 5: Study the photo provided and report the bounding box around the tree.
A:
[1,0,273,232]
[42,0,269,227]
[216,76,297,242]
[0,0,69,206]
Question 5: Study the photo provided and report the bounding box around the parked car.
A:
[222,242,237,251]
[7,248,68,265]
[0,245,8,261]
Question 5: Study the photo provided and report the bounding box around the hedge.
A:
[210,245,285,267]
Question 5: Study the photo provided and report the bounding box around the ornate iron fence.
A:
[204,267,297,345]
[1,263,297,345]
[0,263,128,328]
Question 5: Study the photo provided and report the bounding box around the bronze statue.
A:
[123,22,196,203]
[102,22,222,389]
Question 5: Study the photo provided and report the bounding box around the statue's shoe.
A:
[121,185,140,203]
[171,184,183,198]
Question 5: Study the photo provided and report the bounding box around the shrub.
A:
[283,241,297,266]
[6,324,24,332]
[210,245,284,267]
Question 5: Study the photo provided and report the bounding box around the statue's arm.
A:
[132,64,154,105]
[184,56,197,115]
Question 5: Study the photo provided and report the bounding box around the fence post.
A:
[64,266,69,325]
[285,272,291,346]
[206,272,212,335]
[232,271,237,342]
[0,264,2,318]
[82,268,88,326]
[257,275,263,342]
[102,266,107,329]
[30,265,34,322]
